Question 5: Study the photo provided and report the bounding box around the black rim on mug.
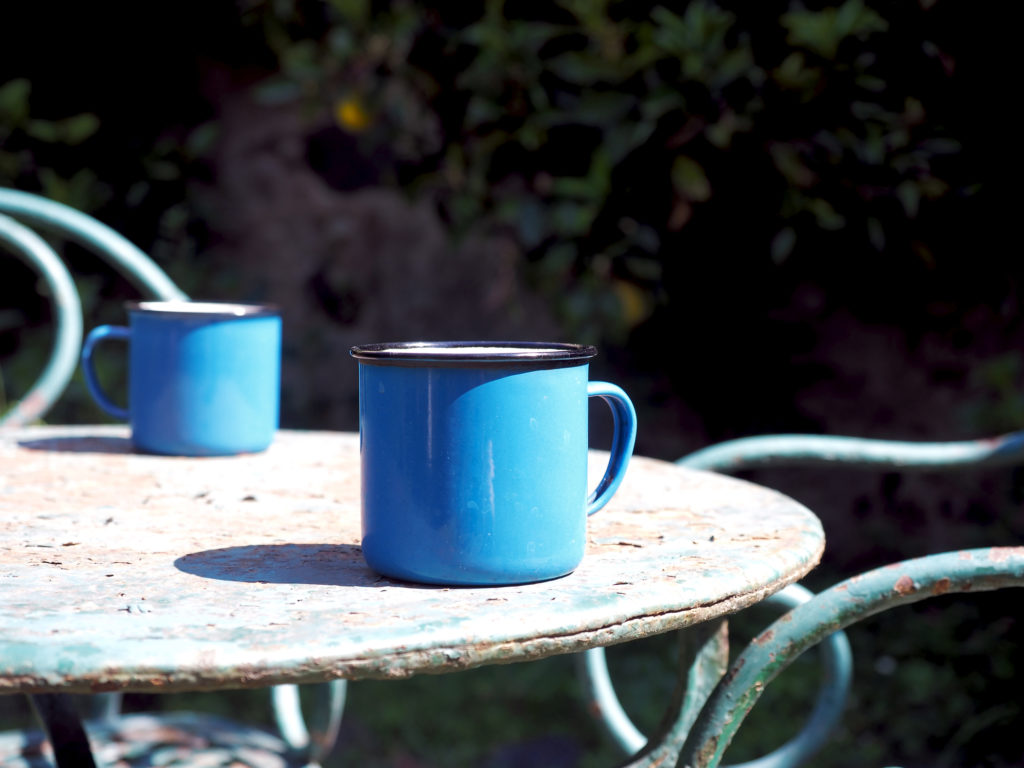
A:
[349,341,598,366]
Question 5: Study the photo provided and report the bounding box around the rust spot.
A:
[931,578,951,596]
[989,548,1013,562]
[21,390,46,410]
[697,740,722,767]
[752,629,775,646]
[720,657,745,686]
[893,575,915,595]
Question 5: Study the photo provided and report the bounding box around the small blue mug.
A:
[350,342,638,585]
[81,301,281,456]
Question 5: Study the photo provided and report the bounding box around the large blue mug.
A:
[81,301,281,456]
[350,342,638,585]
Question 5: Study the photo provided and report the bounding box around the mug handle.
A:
[81,325,131,421]
[586,381,638,516]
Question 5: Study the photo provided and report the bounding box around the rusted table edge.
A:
[1,425,824,693]
[0,553,821,695]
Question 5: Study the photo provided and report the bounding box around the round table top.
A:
[0,426,824,694]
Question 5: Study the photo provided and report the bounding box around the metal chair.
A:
[581,431,1024,767]
[0,189,346,768]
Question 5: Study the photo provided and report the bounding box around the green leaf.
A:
[772,52,822,97]
[572,92,636,126]
[66,168,110,210]
[604,120,656,164]
[854,74,887,93]
[516,121,545,151]
[896,180,921,218]
[539,242,577,277]
[551,200,597,237]
[0,78,30,124]
[771,227,797,264]
[713,46,757,89]
[782,1,888,59]
[327,0,369,25]
[770,143,816,187]
[622,250,663,278]
[640,88,685,122]
[850,101,883,120]
[253,77,302,105]
[464,95,503,129]
[185,121,219,158]
[57,114,100,145]
[25,119,59,142]
[144,159,181,181]
[280,39,320,78]
[546,52,624,85]
[808,197,845,230]
[551,176,600,200]
[513,198,548,249]
[327,26,356,58]
[507,21,563,53]
[671,156,711,202]
[705,109,751,149]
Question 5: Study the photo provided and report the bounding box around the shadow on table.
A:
[17,435,134,453]
[175,543,402,588]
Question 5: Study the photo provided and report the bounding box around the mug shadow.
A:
[176,543,402,588]
[18,435,134,454]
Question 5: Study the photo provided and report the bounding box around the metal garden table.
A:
[0,425,825,765]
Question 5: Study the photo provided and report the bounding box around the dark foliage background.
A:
[2,1,1022,766]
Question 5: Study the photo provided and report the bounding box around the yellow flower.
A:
[334,97,371,133]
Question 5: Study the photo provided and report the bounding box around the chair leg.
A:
[28,694,97,768]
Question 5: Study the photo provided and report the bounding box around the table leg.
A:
[28,694,97,768]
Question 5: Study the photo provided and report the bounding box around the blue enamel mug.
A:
[81,301,281,456]
[350,342,638,585]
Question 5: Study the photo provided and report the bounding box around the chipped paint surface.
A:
[678,545,1024,768]
[0,426,824,694]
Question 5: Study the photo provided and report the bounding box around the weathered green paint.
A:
[675,547,1024,768]
[675,431,1024,768]
[0,190,186,302]
[0,213,82,430]
[584,583,853,768]
[680,432,1024,473]
[622,620,730,768]
[0,190,187,427]
[0,426,824,694]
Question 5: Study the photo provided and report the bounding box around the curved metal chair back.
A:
[0,188,185,426]
[0,189,346,767]
[582,430,1024,768]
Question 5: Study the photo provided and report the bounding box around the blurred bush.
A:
[1,0,985,426]
[240,0,966,345]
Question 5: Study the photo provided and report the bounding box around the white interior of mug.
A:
[128,301,277,317]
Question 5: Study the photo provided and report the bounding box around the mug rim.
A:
[350,341,597,365]
[126,301,279,318]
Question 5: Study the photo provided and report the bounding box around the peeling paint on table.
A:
[0,426,824,694]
